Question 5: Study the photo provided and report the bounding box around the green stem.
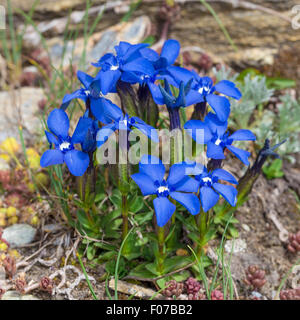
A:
[119,163,129,240]
[157,226,165,274]
[121,194,128,240]
[196,208,207,256]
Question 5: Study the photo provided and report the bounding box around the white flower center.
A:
[202,177,212,183]
[215,139,222,146]
[110,65,119,71]
[59,142,71,151]
[84,90,91,96]
[157,186,169,194]
[198,86,210,95]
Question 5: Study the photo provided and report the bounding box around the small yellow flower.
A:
[0,137,21,157]
[26,148,40,170]
[8,249,20,259]
[8,216,18,225]
[6,206,17,217]
[0,242,8,252]
[30,216,39,226]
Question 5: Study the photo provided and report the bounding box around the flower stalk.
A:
[157,226,165,274]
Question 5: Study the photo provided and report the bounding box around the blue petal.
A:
[212,168,238,184]
[213,183,237,207]
[229,129,256,141]
[77,70,94,89]
[47,108,69,139]
[185,89,204,106]
[64,150,89,176]
[153,197,176,227]
[205,112,228,137]
[184,120,212,144]
[115,42,131,57]
[170,192,200,215]
[122,58,155,75]
[167,66,194,85]
[96,123,118,148]
[45,131,58,146]
[71,117,93,144]
[226,145,251,165]
[214,80,242,100]
[61,89,87,111]
[122,43,148,61]
[161,39,180,65]
[91,53,116,68]
[90,97,122,124]
[131,117,159,143]
[206,94,230,122]
[139,155,165,183]
[140,47,160,61]
[200,186,219,212]
[131,173,156,196]
[120,71,142,84]
[95,69,121,95]
[207,141,225,159]
[40,149,64,167]
[167,162,190,188]
[148,82,164,105]
[174,177,200,193]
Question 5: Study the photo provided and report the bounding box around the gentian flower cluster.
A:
[40,39,255,230]
[131,155,199,227]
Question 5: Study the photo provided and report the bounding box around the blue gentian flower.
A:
[131,155,200,227]
[96,106,159,148]
[60,70,118,125]
[40,109,90,176]
[141,39,180,72]
[168,69,242,122]
[125,39,189,106]
[80,111,99,153]
[184,113,256,165]
[159,78,192,109]
[91,42,155,90]
[190,164,238,212]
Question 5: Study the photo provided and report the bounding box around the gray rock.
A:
[2,224,37,248]
[48,16,151,69]
[43,223,63,233]
[1,291,21,300]
[1,291,40,300]
[0,87,45,143]
[225,238,247,254]
[21,294,40,300]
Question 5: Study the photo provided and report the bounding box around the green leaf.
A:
[128,263,157,279]
[262,159,284,180]
[109,189,122,207]
[76,209,92,230]
[95,192,106,203]
[266,77,296,90]
[134,211,153,225]
[95,251,116,263]
[128,194,145,213]
[228,226,239,238]
[101,209,121,227]
[145,262,161,276]
[87,245,96,260]
[163,256,192,274]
